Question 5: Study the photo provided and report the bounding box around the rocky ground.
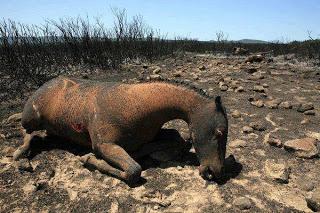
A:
[0,53,320,212]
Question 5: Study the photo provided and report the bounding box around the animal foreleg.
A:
[80,153,124,179]
[13,130,46,160]
[95,143,142,184]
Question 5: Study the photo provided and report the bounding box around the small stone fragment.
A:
[265,99,281,109]
[233,197,252,210]
[220,85,228,91]
[199,65,206,71]
[17,159,33,172]
[231,110,241,118]
[235,86,244,92]
[250,100,264,108]
[152,67,161,74]
[149,74,161,80]
[279,101,292,109]
[173,71,182,77]
[284,137,319,158]
[229,139,247,148]
[253,85,266,93]
[296,177,314,192]
[297,103,314,113]
[264,159,290,183]
[306,187,320,212]
[304,110,315,116]
[249,122,266,131]
[267,138,282,147]
[242,126,254,134]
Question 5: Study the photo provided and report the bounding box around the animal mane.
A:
[139,76,213,99]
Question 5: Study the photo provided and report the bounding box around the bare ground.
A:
[0,53,320,212]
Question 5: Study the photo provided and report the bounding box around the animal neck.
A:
[134,83,211,125]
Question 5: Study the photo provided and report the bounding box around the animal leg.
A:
[94,143,142,183]
[80,153,125,179]
[13,130,46,160]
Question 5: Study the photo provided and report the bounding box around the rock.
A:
[199,65,206,71]
[262,83,269,88]
[233,197,252,210]
[173,71,182,77]
[249,122,266,131]
[152,67,161,74]
[296,177,314,192]
[306,131,320,141]
[301,118,310,124]
[297,103,314,113]
[264,159,290,183]
[242,126,254,134]
[7,113,22,123]
[235,86,244,92]
[267,138,282,147]
[279,101,293,109]
[223,77,232,83]
[248,73,264,80]
[284,138,319,158]
[149,74,161,80]
[306,188,320,212]
[229,139,247,148]
[250,100,264,108]
[253,85,266,93]
[220,85,228,91]
[22,181,38,194]
[304,110,315,115]
[265,99,281,109]
[231,110,241,118]
[246,68,257,74]
[0,133,5,140]
[17,159,33,172]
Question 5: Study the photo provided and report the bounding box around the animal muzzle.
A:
[199,164,225,181]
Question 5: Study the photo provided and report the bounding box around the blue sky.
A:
[1,0,319,41]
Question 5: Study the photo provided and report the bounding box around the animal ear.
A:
[215,96,222,110]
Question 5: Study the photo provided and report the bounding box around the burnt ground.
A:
[0,53,320,212]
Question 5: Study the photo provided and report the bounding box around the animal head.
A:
[190,96,228,181]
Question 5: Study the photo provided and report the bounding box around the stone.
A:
[297,103,314,113]
[306,131,320,141]
[306,188,320,212]
[246,68,257,74]
[301,118,310,124]
[267,138,282,147]
[17,159,33,172]
[304,110,315,115]
[152,67,161,74]
[231,110,241,118]
[296,177,315,192]
[149,74,162,80]
[250,100,264,108]
[235,86,244,92]
[248,73,264,80]
[229,139,247,148]
[22,181,38,194]
[173,71,182,77]
[262,83,269,88]
[265,99,281,109]
[199,65,206,71]
[253,85,266,93]
[279,101,293,109]
[264,159,290,183]
[242,126,254,134]
[220,85,228,91]
[233,197,252,210]
[7,113,22,123]
[249,122,266,131]
[284,138,319,158]
[0,134,5,140]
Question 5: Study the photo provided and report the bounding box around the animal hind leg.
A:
[12,130,46,160]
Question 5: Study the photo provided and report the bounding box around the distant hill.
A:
[236,39,269,44]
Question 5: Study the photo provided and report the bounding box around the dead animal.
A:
[245,54,264,63]
[13,76,228,184]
